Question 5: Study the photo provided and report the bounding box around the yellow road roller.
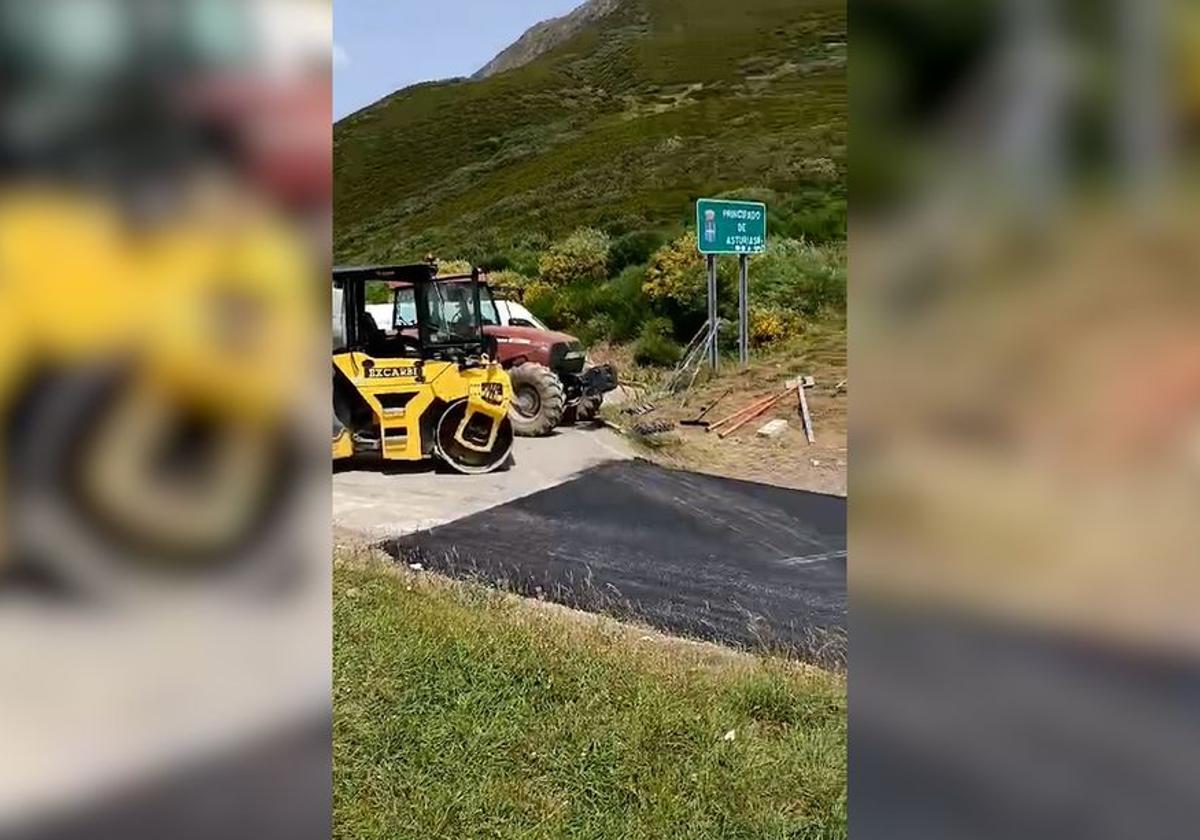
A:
[332,265,514,474]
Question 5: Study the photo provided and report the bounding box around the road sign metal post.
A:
[738,254,749,367]
[706,254,719,370]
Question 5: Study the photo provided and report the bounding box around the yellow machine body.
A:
[0,188,315,588]
[331,352,512,464]
[331,264,515,474]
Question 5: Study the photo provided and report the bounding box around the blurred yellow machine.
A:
[0,189,315,595]
[332,265,514,474]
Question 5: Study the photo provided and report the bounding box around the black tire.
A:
[507,363,565,437]
[435,400,514,474]
[576,395,603,422]
[563,395,602,425]
[8,371,308,600]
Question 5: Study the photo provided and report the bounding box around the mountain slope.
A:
[473,0,621,79]
[334,0,846,264]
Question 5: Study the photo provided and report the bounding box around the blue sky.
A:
[334,0,584,120]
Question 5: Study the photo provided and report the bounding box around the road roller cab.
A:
[332,265,514,474]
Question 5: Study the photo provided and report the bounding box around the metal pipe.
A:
[706,254,719,370]
[738,254,749,367]
[707,387,789,432]
[718,385,799,439]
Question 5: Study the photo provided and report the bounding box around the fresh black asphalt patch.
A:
[383,460,846,660]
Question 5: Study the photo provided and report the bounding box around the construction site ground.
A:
[331,326,849,660]
[594,324,848,496]
[386,459,846,661]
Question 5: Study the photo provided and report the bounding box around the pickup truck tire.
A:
[574,395,603,423]
[508,363,565,437]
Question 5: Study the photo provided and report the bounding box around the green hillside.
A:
[334,0,846,264]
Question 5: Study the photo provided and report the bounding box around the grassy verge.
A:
[334,556,847,840]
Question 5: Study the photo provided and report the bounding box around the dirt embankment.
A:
[595,325,847,495]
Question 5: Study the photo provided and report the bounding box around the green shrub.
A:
[435,258,473,277]
[751,239,846,318]
[642,232,711,335]
[602,265,654,342]
[486,269,533,292]
[523,281,559,326]
[479,235,845,354]
[538,228,611,287]
[784,197,847,243]
[477,253,511,271]
[536,265,654,345]
[559,280,599,320]
[643,232,705,309]
[578,313,616,346]
[600,213,651,238]
[607,230,665,275]
[749,305,805,347]
[714,187,847,245]
[633,318,683,367]
[365,282,392,305]
[501,248,540,279]
[514,232,551,252]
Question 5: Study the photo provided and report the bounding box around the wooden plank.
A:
[798,383,815,444]
[718,385,799,439]
[707,389,785,433]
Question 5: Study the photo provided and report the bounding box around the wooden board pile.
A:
[705,377,817,442]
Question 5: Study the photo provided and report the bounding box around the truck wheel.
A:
[507,363,565,436]
[564,395,602,425]
[575,396,603,422]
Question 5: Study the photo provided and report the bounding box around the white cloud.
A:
[333,43,350,67]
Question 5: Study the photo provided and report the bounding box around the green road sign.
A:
[696,198,767,255]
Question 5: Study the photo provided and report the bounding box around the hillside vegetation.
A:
[334,0,846,265]
[472,0,623,80]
